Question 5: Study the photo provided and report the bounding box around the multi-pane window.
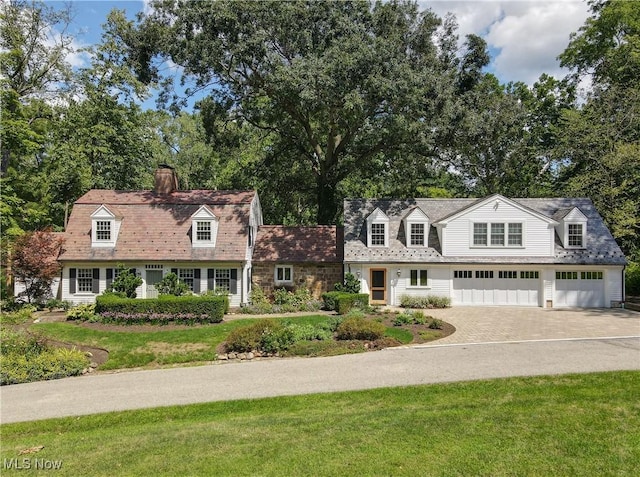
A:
[275,266,292,283]
[473,223,488,245]
[196,221,212,241]
[179,268,195,290]
[371,223,386,246]
[499,271,518,279]
[508,223,522,246]
[568,224,583,247]
[520,271,539,279]
[475,270,494,279]
[454,270,473,278]
[77,268,93,292]
[491,223,505,245]
[581,271,603,280]
[409,269,428,287]
[96,221,111,241]
[556,271,578,280]
[410,223,425,246]
[215,269,231,291]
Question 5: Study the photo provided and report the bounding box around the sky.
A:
[52,0,591,107]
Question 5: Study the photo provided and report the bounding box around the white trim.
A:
[274,265,293,285]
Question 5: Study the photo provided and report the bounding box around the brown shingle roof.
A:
[253,226,343,263]
[59,190,256,262]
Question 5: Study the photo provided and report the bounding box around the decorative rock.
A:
[247,352,254,360]
[218,354,228,360]
[228,352,237,360]
[238,353,247,360]
[90,362,98,368]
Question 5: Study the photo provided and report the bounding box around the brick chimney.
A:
[154,165,178,195]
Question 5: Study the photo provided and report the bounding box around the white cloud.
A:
[421,0,590,85]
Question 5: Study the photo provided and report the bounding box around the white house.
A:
[343,195,627,308]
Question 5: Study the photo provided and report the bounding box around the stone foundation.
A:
[252,262,343,299]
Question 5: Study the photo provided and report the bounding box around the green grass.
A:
[30,315,341,370]
[1,372,638,476]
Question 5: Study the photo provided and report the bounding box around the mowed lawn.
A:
[2,372,639,476]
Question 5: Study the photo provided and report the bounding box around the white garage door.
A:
[555,271,604,308]
[453,270,539,306]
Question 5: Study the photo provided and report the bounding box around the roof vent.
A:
[154,165,178,195]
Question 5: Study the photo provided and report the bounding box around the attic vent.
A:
[154,166,178,195]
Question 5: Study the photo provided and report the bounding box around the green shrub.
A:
[45,298,72,311]
[336,316,386,341]
[1,345,89,385]
[0,328,45,357]
[0,307,35,325]
[154,273,190,296]
[321,291,343,311]
[334,273,361,293]
[393,312,413,326]
[225,320,283,353]
[66,303,97,321]
[429,318,444,330]
[400,294,451,309]
[108,265,143,298]
[95,294,227,324]
[335,293,369,315]
[626,261,640,296]
[411,311,427,324]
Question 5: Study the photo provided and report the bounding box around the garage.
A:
[554,271,605,308]
[453,269,540,306]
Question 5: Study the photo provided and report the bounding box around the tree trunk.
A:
[316,176,338,225]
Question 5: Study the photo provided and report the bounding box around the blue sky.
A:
[50,0,591,109]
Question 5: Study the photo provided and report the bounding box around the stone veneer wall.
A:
[252,262,343,299]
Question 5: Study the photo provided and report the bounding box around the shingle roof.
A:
[253,226,343,263]
[343,197,626,265]
[59,190,257,262]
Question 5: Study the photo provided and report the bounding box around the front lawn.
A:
[1,372,638,476]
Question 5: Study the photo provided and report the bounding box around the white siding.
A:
[395,266,450,306]
[442,201,554,257]
[607,267,624,303]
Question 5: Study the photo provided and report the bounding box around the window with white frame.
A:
[96,221,111,241]
[473,222,523,247]
[370,223,386,246]
[191,206,218,247]
[409,269,428,287]
[275,265,293,284]
[77,268,93,293]
[454,270,473,278]
[179,268,195,290]
[567,223,584,247]
[196,221,212,241]
[410,223,425,246]
[214,269,231,291]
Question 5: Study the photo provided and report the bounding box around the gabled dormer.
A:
[191,205,218,248]
[404,207,429,247]
[90,205,119,247]
[366,208,389,247]
[556,207,587,249]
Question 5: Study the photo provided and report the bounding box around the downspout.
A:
[622,265,626,308]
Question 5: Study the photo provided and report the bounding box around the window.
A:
[499,271,518,279]
[196,221,212,241]
[409,269,428,287]
[473,223,488,246]
[371,223,386,246]
[454,270,473,279]
[275,265,293,283]
[556,271,578,280]
[581,271,603,280]
[179,268,195,290]
[96,221,111,241]
[475,270,494,279]
[214,269,231,291]
[491,223,505,245]
[77,268,93,293]
[520,271,539,279]
[568,224,583,247]
[410,223,425,246]
[508,223,522,246]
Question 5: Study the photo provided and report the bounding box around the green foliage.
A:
[108,265,143,298]
[336,317,386,341]
[154,273,190,296]
[400,294,451,309]
[241,286,321,314]
[45,298,71,311]
[0,306,35,325]
[225,320,283,353]
[321,291,342,311]
[334,273,361,294]
[335,293,370,315]
[66,303,97,321]
[626,261,640,296]
[95,294,227,324]
[429,318,444,330]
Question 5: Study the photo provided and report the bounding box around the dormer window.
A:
[191,205,218,247]
[91,205,117,247]
[567,223,584,247]
[366,208,390,248]
[405,207,429,247]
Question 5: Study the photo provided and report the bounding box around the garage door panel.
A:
[554,272,604,308]
[453,271,539,306]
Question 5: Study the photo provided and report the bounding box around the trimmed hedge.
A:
[322,292,369,314]
[95,294,228,324]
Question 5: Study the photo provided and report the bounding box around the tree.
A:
[121,0,459,223]
[12,228,64,303]
[155,273,189,296]
[108,265,143,298]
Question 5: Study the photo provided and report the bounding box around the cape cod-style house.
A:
[56,167,263,307]
[343,195,626,308]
